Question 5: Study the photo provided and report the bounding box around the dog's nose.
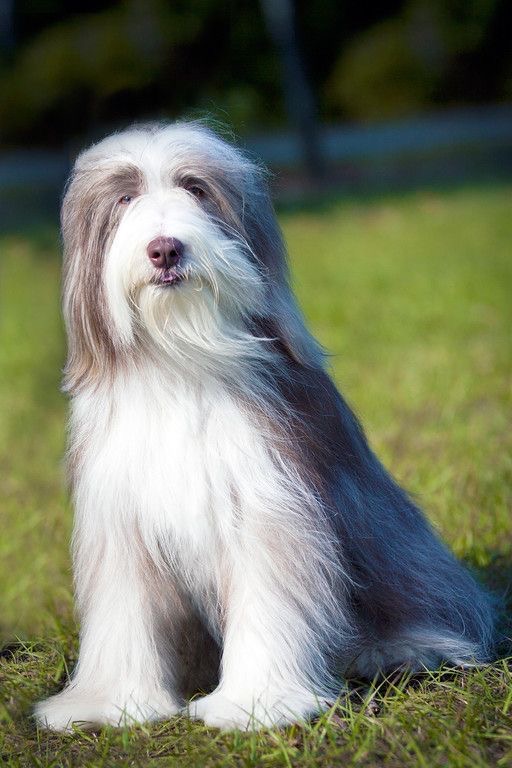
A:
[147,237,184,269]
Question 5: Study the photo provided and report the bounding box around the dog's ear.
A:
[242,174,324,369]
[60,169,119,392]
[60,159,143,392]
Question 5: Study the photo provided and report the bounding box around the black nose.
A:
[147,237,184,269]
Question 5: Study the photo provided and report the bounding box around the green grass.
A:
[1,185,511,766]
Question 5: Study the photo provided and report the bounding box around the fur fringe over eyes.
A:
[35,121,496,732]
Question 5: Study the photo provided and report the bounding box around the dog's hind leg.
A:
[346,628,488,679]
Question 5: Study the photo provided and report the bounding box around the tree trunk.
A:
[0,0,15,55]
[260,0,324,181]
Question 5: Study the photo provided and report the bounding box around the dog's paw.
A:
[34,687,180,731]
[188,692,256,730]
[187,689,323,731]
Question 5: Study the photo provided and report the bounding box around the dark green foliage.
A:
[1,0,510,145]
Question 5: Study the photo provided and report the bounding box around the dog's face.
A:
[62,123,319,390]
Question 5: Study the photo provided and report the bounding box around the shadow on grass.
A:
[478,553,512,656]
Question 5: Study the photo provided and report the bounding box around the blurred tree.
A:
[0,0,15,54]
[325,0,506,121]
[260,0,323,180]
[0,0,283,145]
[326,16,437,120]
[0,0,510,147]
[0,0,202,144]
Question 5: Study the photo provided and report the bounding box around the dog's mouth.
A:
[151,267,185,287]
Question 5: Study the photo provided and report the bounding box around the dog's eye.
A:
[186,184,206,200]
[118,195,133,205]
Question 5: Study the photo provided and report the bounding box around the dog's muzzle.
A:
[147,237,185,286]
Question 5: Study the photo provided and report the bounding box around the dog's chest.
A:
[74,374,263,551]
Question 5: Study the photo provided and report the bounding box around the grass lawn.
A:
[0,184,511,766]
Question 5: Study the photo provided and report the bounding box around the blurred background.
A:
[1,0,512,223]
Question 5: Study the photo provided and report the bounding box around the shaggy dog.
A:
[35,122,495,731]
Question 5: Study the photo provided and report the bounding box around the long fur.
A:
[35,122,496,731]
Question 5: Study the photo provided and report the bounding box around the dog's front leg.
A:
[189,536,333,730]
[35,522,180,731]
